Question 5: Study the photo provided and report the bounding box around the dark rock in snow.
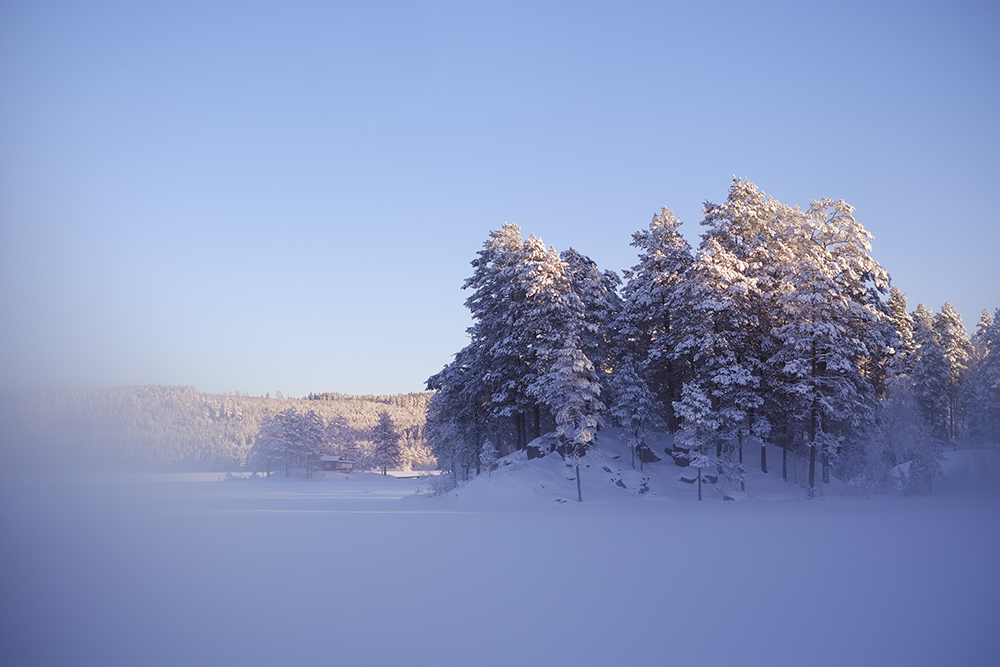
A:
[636,442,661,464]
[526,444,547,459]
[668,445,691,467]
[526,433,561,459]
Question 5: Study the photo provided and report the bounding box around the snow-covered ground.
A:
[2,437,999,667]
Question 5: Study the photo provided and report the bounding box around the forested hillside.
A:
[0,386,432,472]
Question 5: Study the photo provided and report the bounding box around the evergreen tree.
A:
[932,302,974,441]
[479,439,498,476]
[887,287,915,375]
[252,408,325,477]
[671,237,766,491]
[462,223,536,450]
[606,354,662,469]
[966,308,1000,444]
[768,197,892,495]
[425,349,485,482]
[689,179,801,477]
[911,304,951,443]
[906,308,949,495]
[560,247,622,388]
[372,411,402,475]
[617,207,693,432]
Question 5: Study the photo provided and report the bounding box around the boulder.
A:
[636,442,661,464]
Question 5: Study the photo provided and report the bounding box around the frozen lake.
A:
[2,471,998,666]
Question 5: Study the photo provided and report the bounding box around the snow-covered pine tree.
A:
[908,303,949,492]
[671,237,765,491]
[973,308,995,348]
[692,179,802,476]
[932,302,974,441]
[618,207,693,432]
[980,309,1000,441]
[768,197,892,496]
[528,335,604,501]
[426,344,493,482]
[479,439,497,476]
[560,247,622,392]
[252,408,324,477]
[912,304,952,442]
[964,308,1000,445]
[299,409,326,477]
[606,354,662,469]
[520,239,605,500]
[461,223,537,450]
[372,411,402,475]
[428,225,620,480]
[887,287,915,376]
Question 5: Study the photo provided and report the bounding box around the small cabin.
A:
[320,455,354,472]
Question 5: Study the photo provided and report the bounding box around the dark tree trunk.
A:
[808,444,817,497]
[808,392,819,496]
[821,451,830,484]
[738,430,745,491]
[782,446,787,482]
[576,465,583,502]
[665,358,677,432]
[761,444,767,474]
[697,466,702,501]
[533,405,541,442]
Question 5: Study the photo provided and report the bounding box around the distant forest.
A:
[0,386,433,472]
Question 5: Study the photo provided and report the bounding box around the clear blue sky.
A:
[1,0,997,398]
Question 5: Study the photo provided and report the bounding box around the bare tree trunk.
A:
[761,444,767,474]
[576,465,582,502]
[782,446,787,481]
[697,466,702,501]
[738,431,745,491]
[822,451,830,484]
[808,444,817,497]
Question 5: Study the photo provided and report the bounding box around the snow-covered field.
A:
[2,439,999,667]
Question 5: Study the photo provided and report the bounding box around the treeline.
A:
[0,385,433,472]
[427,178,1000,494]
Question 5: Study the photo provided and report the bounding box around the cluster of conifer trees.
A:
[426,178,1000,494]
[252,408,406,476]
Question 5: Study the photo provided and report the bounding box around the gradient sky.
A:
[1,0,998,398]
